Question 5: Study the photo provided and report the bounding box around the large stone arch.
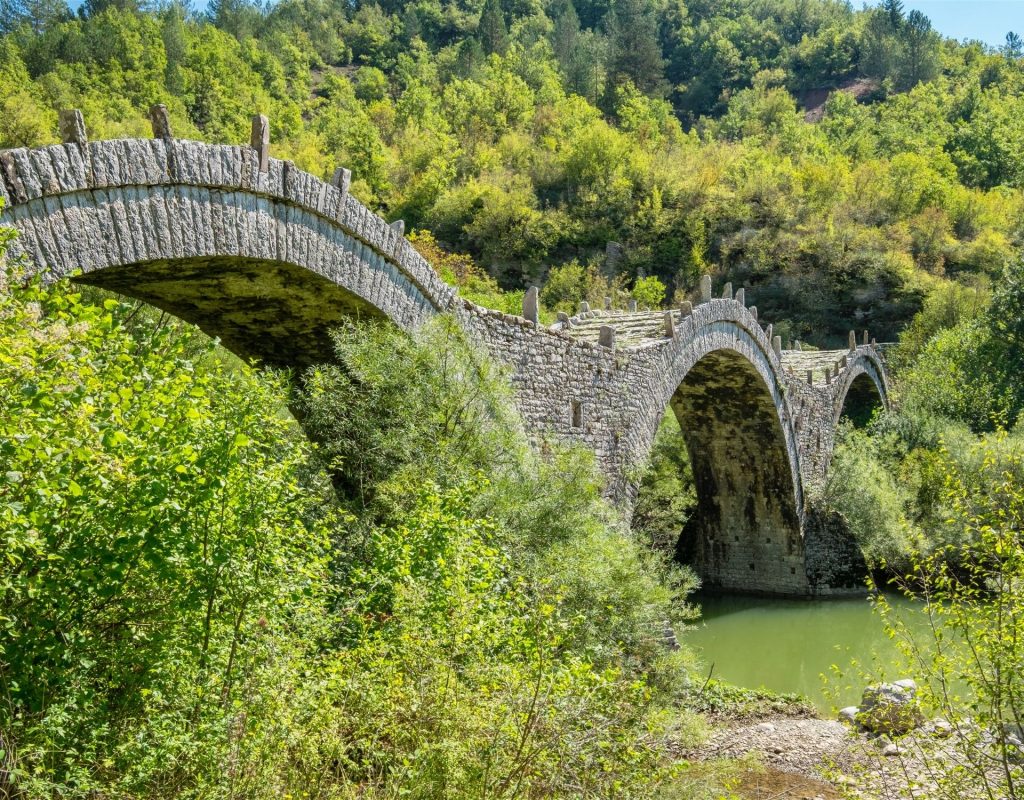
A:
[0,138,456,366]
[627,302,809,594]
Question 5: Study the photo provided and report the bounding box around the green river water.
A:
[686,592,925,712]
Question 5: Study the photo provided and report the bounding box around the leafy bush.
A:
[823,424,917,569]
[868,436,1024,799]
[0,255,705,797]
[0,270,336,797]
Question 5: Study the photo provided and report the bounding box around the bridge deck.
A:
[551,309,877,387]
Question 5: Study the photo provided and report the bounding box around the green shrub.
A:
[0,271,336,797]
[823,424,917,568]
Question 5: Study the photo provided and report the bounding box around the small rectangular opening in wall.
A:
[570,400,583,428]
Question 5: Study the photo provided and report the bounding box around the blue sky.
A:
[902,1,1024,46]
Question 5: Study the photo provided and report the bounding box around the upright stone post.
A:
[251,114,270,173]
[604,296,612,310]
[331,167,352,195]
[579,300,590,313]
[766,323,773,341]
[680,301,693,317]
[863,330,869,346]
[806,370,814,386]
[825,367,832,384]
[58,109,87,145]
[390,219,405,237]
[871,337,877,346]
[749,305,757,321]
[735,287,745,306]
[628,298,637,312]
[848,330,857,352]
[840,354,848,369]
[772,336,782,358]
[795,339,802,351]
[149,104,173,139]
[664,311,675,338]
[523,286,539,325]
[700,274,712,302]
[598,325,615,350]
[722,282,733,300]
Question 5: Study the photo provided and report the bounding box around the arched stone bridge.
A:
[0,113,891,596]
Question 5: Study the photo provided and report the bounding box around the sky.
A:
[903,1,1024,46]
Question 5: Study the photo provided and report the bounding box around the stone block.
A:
[58,109,87,145]
[250,114,270,173]
[523,286,539,324]
[149,104,173,139]
[700,274,711,302]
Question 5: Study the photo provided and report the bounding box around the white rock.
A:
[839,706,859,725]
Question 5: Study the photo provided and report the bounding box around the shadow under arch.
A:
[836,370,885,429]
[669,348,806,594]
[74,256,388,368]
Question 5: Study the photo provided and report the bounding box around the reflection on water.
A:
[685,592,924,711]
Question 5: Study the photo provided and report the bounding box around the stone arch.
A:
[0,138,456,367]
[639,302,808,594]
[833,351,889,428]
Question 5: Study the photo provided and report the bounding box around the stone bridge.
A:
[0,110,891,596]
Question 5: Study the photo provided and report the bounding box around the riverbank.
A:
[684,702,997,800]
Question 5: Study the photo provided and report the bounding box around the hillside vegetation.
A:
[1,0,1023,342]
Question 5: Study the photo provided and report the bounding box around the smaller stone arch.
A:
[832,351,890,428]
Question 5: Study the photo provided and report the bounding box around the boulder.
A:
[923,718,953,738]
[838,706,859,725]
[856,682,923,735]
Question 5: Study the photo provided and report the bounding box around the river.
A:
[686,592,927,712]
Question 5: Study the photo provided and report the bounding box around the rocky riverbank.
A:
[684,679,1015,800]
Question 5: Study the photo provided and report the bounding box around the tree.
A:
[1005,30,1023,59]
[901,9,939,88]
[551,0,579,69]
[882,0,903,29]
[477,0,507,56]
[602,0,666,105]
[0,0,68,34]
[454,35,485,77]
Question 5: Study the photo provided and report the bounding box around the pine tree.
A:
[603,0,666,105]
[900,9,939,88]
[455,35,486,76]
[478,0,508,56]
[401,5,421,43]
[0,0,68,33]
[551,0,579,69]
[882,0,904,29]
[1005,31,1023,59]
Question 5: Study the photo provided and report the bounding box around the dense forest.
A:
[5,0,1024,797]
